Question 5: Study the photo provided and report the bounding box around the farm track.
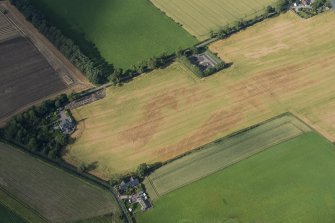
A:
[0,1,92,126]
[1,1,92,89]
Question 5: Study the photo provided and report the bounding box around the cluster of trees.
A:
[178,48,228,78]
[211,0,291,39]
[0,94,70,159]
[297,0,332,18]
[110,53,174,85]
[109,162,162,186]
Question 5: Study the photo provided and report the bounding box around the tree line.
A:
[211,0,291,39]
[10,0,176,85]
[177,47,229,78]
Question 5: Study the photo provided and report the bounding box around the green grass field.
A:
[0,143,122,223]
[144,115,311,199]
[29,0,197,68]
[0,204,26,223]
[150,0,278,40]
[138,132,335,222]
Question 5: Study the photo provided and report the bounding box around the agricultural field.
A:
[0,37,67,124]
[29,0,197,69]
[137,132,335,223]
[0,204,25,223]
[66,12,335,178]
[144,115,311,198]
[0,188,46,223]
[0,12,20,42]
[0,143,122,223]
[150,0,278,40]
[0,6,88,126]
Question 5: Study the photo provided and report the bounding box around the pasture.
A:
[67,12,335,178]
[150,0,278,40]
[0,143,122,223]
[0,37,67,125]
[29,0,197,69]
[137,132,335,222]
[144,115,311,198]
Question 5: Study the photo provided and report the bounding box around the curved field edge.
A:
[28,0,197,69]
[137,132,335,222]
[144,114,311,198]
[0,143,122,223]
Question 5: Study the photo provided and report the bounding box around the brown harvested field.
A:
[66,12,335,178]
[0,37,67,121]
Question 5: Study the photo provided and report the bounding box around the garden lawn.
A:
[137,132,335,223]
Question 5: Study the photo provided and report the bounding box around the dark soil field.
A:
[0,37,67,124]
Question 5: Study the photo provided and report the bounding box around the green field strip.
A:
[143,178,160,202]
[146,115,311,197]
[138,132,335,223]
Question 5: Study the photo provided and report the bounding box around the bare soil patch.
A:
[0,37,66,122]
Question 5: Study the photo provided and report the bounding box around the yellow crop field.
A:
[65,12,335,179]
[150,0,278,40]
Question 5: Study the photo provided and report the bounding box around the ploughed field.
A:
[0,37,66,124]
[67,12,335,178]
[29,0,197,69]
[0,143,122,223]
[150,0,278,40]
[137,132,335,222]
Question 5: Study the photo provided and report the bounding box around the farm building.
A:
[137,197,150,211]
[58,111,75,134]
[119,177,140,191]
[301,0,315,5]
